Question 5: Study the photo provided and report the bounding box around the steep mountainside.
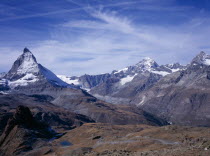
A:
[134,52,210,126]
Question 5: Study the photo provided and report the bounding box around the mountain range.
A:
[56,51,210,127]
[0,47,167,128]
[1,48,210,155]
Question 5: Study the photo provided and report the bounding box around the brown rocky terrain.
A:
[0,105,58,156]
[21,123,210,156]
[0,93,94,135]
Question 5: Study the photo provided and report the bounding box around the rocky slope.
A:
[0,93,94,135]
[0,105,58,156]
[24,123,210,156]
[52,92,167,126]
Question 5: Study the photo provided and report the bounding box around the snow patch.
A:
[151,70,170,76]
[120,74,137,85]
[114,67,128,74]
[57,75,80,85]
[135,57,156,72]
[139,96,145,106]
[0,91,8,94]
[0,79,7,85]
[8,73,38,88]
[171,68,180,72]
[203,59,210,65]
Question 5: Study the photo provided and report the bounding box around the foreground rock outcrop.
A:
[0,106,57,156]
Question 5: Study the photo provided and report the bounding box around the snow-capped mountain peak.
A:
[5,48,39,81]
[17,49,39,74]
[3,48,74,89]
[135,57,159,72]
[191,51,210,66]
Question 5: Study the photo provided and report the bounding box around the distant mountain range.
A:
[57,57,186,91]
[57,54,186,105]
[57,51,210,126]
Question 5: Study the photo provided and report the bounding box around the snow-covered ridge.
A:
[56,75,92,91]
[113,57,158,75]
[135,57,157,71]
[114,67,128,74]
[113,57,184,79]
[191,51,210,66]
[57,75,80,85]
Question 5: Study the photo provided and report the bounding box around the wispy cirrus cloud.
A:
[1,0,210,76]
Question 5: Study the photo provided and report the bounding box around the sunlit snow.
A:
[120,74,137,85]
[57,75,80,85]
[151,70,170,76]
[8,73,38,88]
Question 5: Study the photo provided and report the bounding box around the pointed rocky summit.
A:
[3,48,72,89]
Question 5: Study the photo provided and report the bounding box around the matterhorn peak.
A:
[4,48,39,81]
[23,47,31,53]
[3,47,73,89]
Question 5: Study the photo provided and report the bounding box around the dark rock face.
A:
[79,73,111,89]
[0,94,94,132]
[0,106,56,156]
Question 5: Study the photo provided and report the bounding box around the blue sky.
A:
[1,0,210,75]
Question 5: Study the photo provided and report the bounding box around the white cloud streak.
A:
[1,1,210,76]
